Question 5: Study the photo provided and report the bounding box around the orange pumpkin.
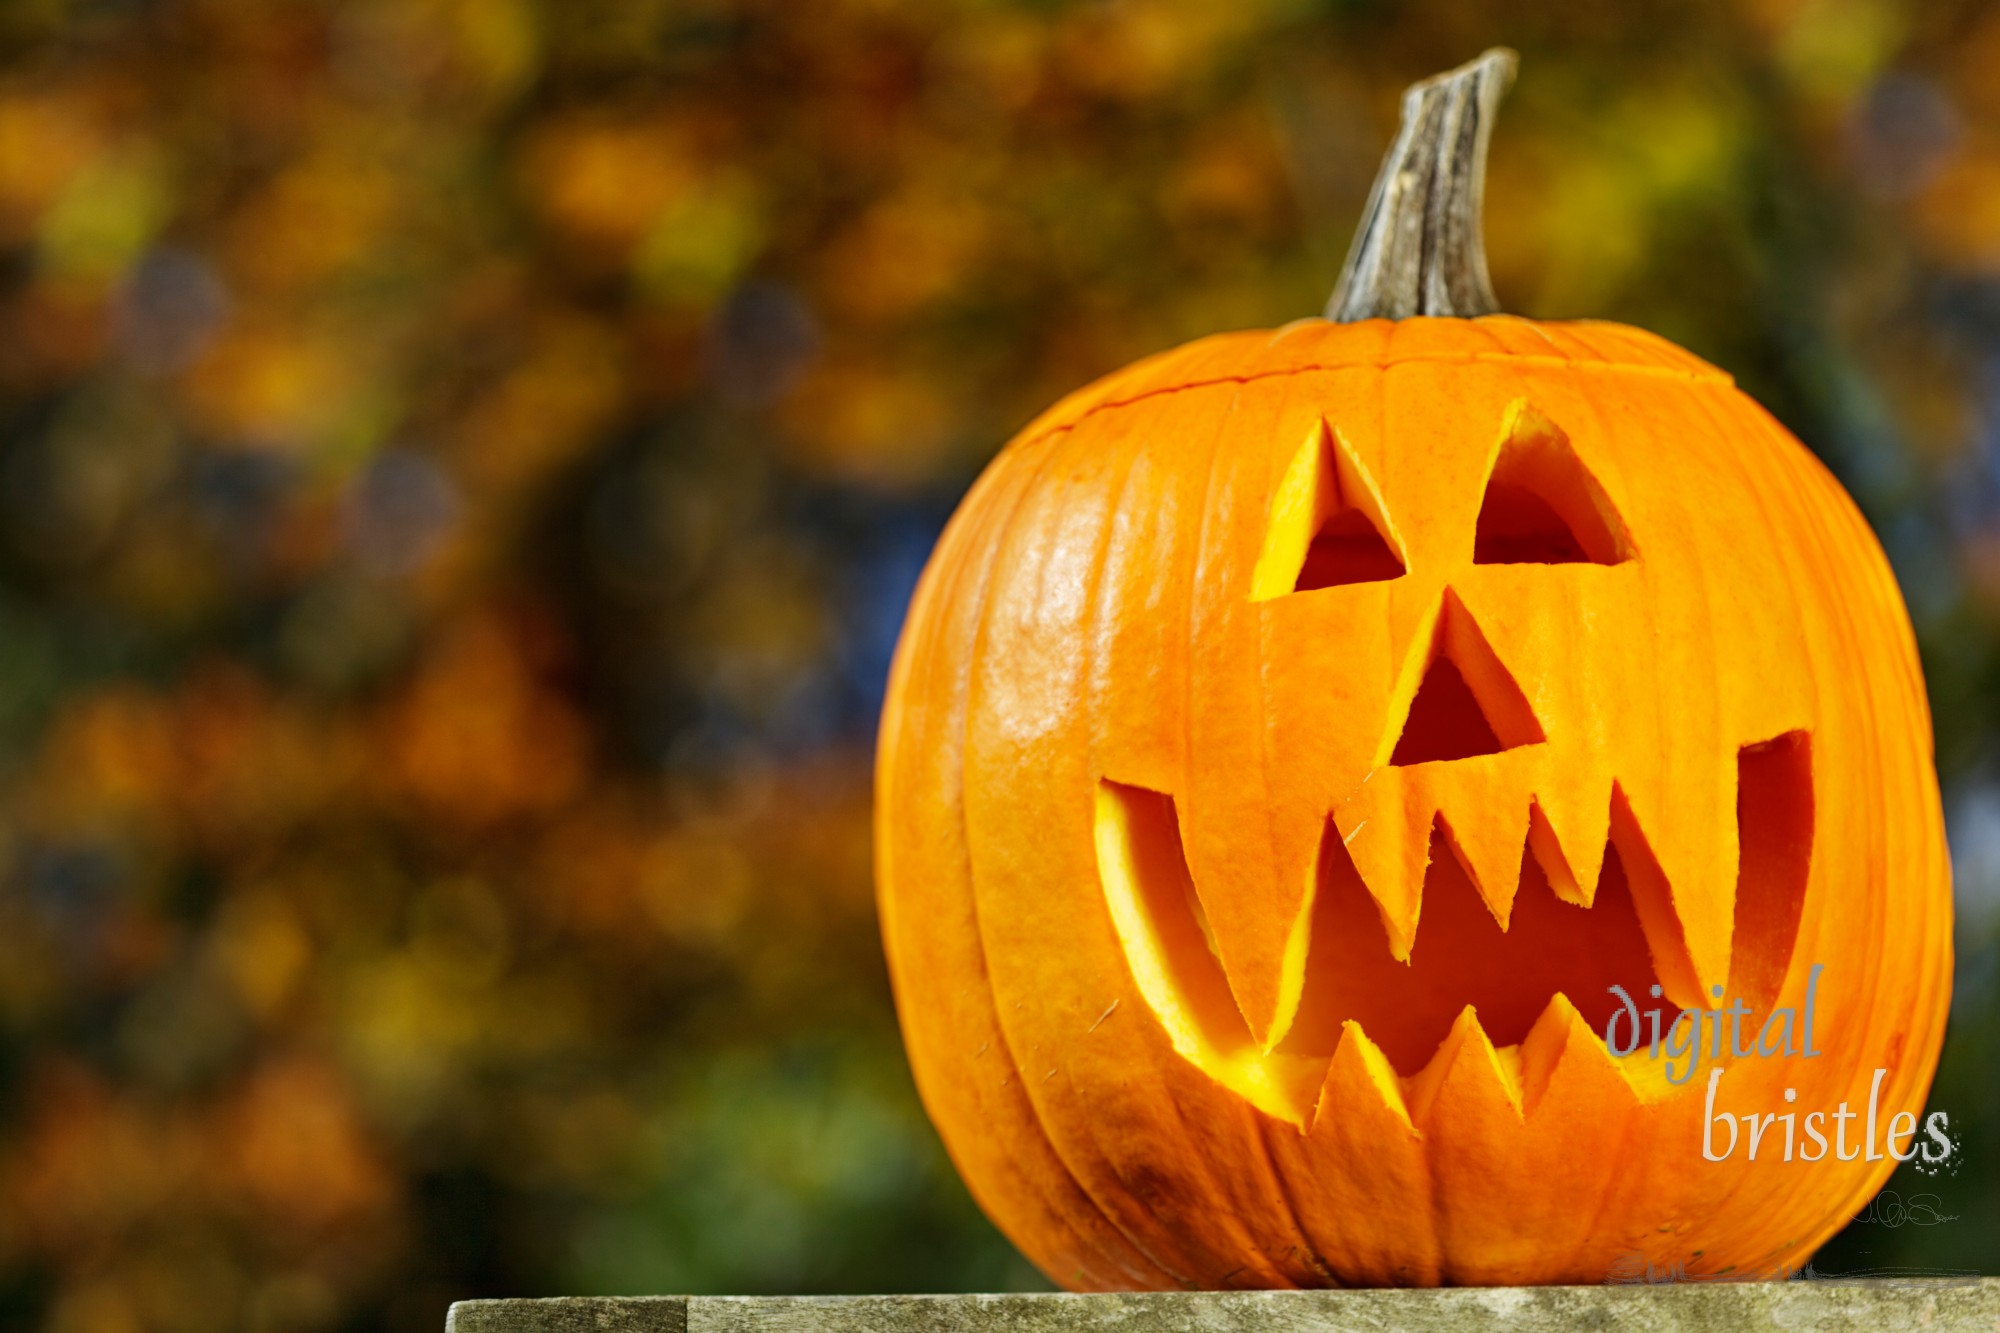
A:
[874,50,1951,1288]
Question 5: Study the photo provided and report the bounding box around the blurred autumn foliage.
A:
[0,0,1998,1329]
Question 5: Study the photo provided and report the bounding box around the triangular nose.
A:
[1384,589,1543,767]
[1392,656,1504,764]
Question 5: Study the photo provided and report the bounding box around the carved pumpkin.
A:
[874,50,1951,1288]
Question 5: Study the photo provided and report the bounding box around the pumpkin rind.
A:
[875,315,1952,1288]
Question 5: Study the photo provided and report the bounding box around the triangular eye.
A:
[1252,420,1406,600]
[1474,401,1633,565]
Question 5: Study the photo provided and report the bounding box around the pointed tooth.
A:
[1301,1021,1440,1285]
[1263,797,1348,1053]
[1427,996,1646,1284]
[1404,1006,1522,1128]
[1310,1019,1415,1135]
[1331,778,1428,962]
[1527,782,1610,906]
[1516,992,1641,1118]
[1608,772,1734,1006]
[1435,798,1530,930]
[1413,1008,1607,1287]
[1524,803,1580,903]
[1609,782,1721,1009]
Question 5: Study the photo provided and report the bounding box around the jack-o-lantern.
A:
[874,50,1951,1288]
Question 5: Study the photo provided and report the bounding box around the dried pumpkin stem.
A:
[1325,48,1517,322]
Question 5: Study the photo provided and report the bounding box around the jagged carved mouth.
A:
[1094,731,1812,1128]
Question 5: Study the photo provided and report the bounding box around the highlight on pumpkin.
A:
[1251,419,1405,600]
[1095,729,1814,1117]
[1382,589,1544,767]
[1474,400,1634,565]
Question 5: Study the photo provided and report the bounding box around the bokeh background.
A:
[0,0,1996,1327]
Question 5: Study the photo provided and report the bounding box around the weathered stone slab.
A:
[448,1281,1999,1333]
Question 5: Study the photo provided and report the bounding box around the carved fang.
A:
[1405,1006,1521,1127]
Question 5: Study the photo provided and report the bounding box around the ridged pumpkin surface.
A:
[874,315,1951,1289]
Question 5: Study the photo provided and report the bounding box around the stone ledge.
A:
[447,1281,2000,1333]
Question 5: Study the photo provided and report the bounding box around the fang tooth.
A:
[1435,800,1530,930]
[1530,993,1659,1123]
[1608,783,1715,1009]
[1526,801,1580,904]
[1403,1006,1522,1126]
[1515,992,1646,1116]
[1332,802,1426,961]
[1605,773,1740,1006]
[1310,1019,1414,1135]
[1526,782,1611,907]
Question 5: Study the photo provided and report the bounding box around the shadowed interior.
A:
[1727,730,1813,1008]
[1295,507,1406,590]
[1276,827,1660,1072]
[1390,658,1505,764]
[1473,482,1593,564]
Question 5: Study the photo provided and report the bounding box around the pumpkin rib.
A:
[1560,1026,1643,1278]
[904,429,1183,1291]
[1233,370,1355,1285]
[1602,369,1736,1001]
[1689,380,1819,1004]
[1381,358,1456,1279]
[1742,396,1939,1255]
[1247,376,1305,1052]
[1608,375,1783,1262]
[1693,379,1927,1269]
[1809,419,1955,1150]
[1144,381,1334,1281]
[1074,402,1329,1281]
[1656,371,1737,1002]
[1252,1116,1346,1286]
[972,405,1302,1288]
[1183,378,1253,1035]
[1691,385,1828,1034]
[1054,394,1268,1287]
[1151,375,1317,1284]
[953,428,1204,1290]
[1604,369,1737,1004]
[1760,684,1889,1266]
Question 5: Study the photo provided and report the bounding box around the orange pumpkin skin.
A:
[874,315,1952,1289]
